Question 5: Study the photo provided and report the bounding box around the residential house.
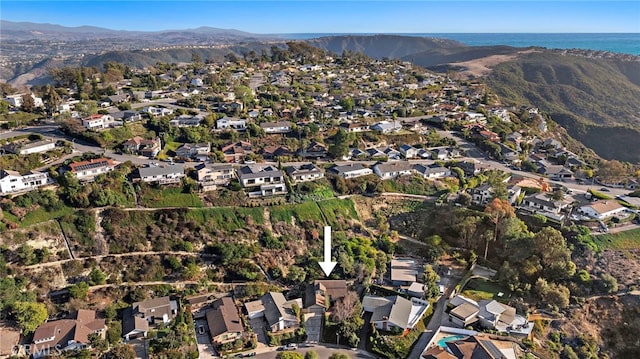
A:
[373,161,414,180]
[414,164,452,179]
[448,295,529,334]
[542,165,574,181]
[328,163,373,179]
[453,161,490,177]
[123,296,178,340]
[391,258,418,286]
[69,158,116,180]
[4,138,56,155]
[81,114,118,130]
[366,295,430,331]
[407,282,426,299]
[431,148,450,161]
[298,141,328,159]
[260,145,293,160]
[260,121,293,134]
[578,201,628,220]
[206,297,244,345]
[216,117,247,130]
[170,114,203,127]
[194,163,235,191]
[399,144,419,159]
[31,309,106,358]
[507,185,522,206]
[4,93,44,108]
[520,193,570,221]
[142,106,174,117]
[371,120,402,133]
[424,335,516,359]
[469,184,493,206]
[286,164,324,183]
[122,136,162,158]
[245,292,302,333]
[237,165,287,197]
[304,280,348,311]
[221,141,252,163]
[340,122,370,133]
[175,143,210,160]
[113,110,143,123]
[0,170,52,195]
[134,163,185,184]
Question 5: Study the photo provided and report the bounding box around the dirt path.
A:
[19,251,219,270]
[94,209,108,256]
[263,207,275,234]
[56,220,76,260]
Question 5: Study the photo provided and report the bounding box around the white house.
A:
[81,114,117,130]
[373,161,414,180]
[142,106,174,117]
[285,164,324,183]
[399,144,419,159]
[195,163,235,191]
[414,164,451,179]
[170,114,203,127]
[0,170,52,195]
[135,163,185,184]
[216,117,247,130]
[237,165,287,197]
[365,295,430,331]
[69,158,116,180]
[329,163,373,179]
[5,139,56,155]
[260,121,292,134]
[371,120,402,134]
[578,201,628,220]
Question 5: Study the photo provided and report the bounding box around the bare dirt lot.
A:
[449,49,540,78]
[0,321,21,358]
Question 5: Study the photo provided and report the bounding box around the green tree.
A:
[14,301,48,335]
[107,321,122,345]
[304,351,319,359]
[69,281,90,299]
[423,265,441,299]
[89,267,107,285]
[21,94,36,113]
[329,129,353,159]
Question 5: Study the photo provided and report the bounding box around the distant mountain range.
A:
[0,20,261,41]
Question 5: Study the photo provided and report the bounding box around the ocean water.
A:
[282,33,640,56]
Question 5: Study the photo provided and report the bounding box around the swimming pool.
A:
[436,334,467,348]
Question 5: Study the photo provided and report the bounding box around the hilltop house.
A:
[285,164,324,183]
[304,280,348,311]
[391,258,418,286]
[245,292,302,333]
[260,121,293,134]
[373,161,414,180]
[134,163,185,184]
[414,164,451,179]
[399,144,419,159]
[447,295,531,334]
[520,193,571,221]
[363,295,430,331]
[216,117,247,130]
[221,141,252,163]
[194,163,235,191]
[175,143,210,160]
[237,165,287,197]
[81,114,119,130]
[142,106,174,117]
[0,170,52,195]
[170,114,203,127]
[206,297,244,345]
[123,296,178,341]
[4,138,56,155]
[31,309,106,358]
[329,163,373,179]
[122,136,162,158]
[298,141,328,159]
[68,158,116,180]
[578,201,628,220]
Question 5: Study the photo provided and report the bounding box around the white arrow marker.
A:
[318,225,337,277]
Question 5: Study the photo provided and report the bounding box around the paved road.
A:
[248,344,376,359]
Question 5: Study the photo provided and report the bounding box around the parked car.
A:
[197,325,205,335]
[283,343,298,350]
[600,187,611,192]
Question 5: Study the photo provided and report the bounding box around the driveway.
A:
[195,318,217,359]
[250,317,269,346]
[128,338,148,359]
[304,308,324,343]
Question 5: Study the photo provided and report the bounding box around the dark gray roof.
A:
[237,165,283,180]
[330,163,369,174]
[371,295,413,329]
[137,163,184,178]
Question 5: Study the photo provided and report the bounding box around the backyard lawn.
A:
[461,278,509,302]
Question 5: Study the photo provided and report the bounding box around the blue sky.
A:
[2,1,639,33]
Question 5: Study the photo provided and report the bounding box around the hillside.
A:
[485,51,640,163]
